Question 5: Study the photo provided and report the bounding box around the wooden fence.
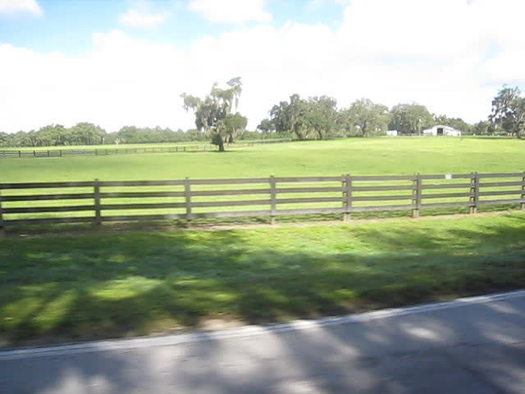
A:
[0,145,213,158]
[0,139,293,159]
[0,172,524,228]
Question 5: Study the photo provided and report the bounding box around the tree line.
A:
[1,81,523,149]
[257,88,523,140]
[182,79,524,150]
[0,123,207,148]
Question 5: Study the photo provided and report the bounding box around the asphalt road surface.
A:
[1,291,524,394]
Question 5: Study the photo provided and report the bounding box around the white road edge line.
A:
[1,289,524,360]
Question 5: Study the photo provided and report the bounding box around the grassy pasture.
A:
[1,137,524,223]
[0,212,524,346]
[1,137,524,182]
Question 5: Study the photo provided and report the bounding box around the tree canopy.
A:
[346,99,389,137]
[389,104,433,135]
[264,94,341,140]
[489,86,525,138]
[181,77,247,151]
[267,94,310,140]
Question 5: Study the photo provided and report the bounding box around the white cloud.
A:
[189,0,271,24]
[0,0,524,133]
[119,9,168,28]
[0,0,42,16]
[340,0,474,58]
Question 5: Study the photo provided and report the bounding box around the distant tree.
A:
[25,130,40,147]
[0,132,9,147]
[304,96,338,140]
[472,121,492,135]
[336,108,358,136]
[12,131,32,147]
[117,126,147,144]
[185,129,207,142]
[489,86,525,138]
[269,94,310,140]
[35,124,70,146]
[69,122,106,145]
[347,98,389,137]
[266,94,338,140]
[256,118,275,134]
[219,112,248,143]
[181,77,244,151]
[389,104,433,135]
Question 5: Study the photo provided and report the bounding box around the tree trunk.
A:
[217,135,225,152]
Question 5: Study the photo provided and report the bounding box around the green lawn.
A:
[1,137,524,182]
[1,212,524,346]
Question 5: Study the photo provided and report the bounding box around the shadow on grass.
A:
[1,213,524,349]
[3,205,521,239]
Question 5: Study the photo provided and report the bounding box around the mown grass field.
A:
[1,137,524,182]
[1,212,524,347]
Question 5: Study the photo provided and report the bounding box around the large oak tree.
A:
[181,77,247,151]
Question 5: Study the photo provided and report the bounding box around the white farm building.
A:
[422,125,462,137]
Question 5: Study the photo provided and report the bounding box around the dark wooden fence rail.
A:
[0,172,524,228]
[0,145,214,158]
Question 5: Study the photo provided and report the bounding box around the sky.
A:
[0,0,524,133]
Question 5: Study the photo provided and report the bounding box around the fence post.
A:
[184,177,192,224]
[94,178,102,225]
[342,174,352,222]
[0,187,5,237]
[412,173,421,218]
[521,171,525,210]
[269,175,277,225]
[469,172,479,214]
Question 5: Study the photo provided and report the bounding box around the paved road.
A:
[1,291,524,394]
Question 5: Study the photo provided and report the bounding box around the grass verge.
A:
[1,212,524,347]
